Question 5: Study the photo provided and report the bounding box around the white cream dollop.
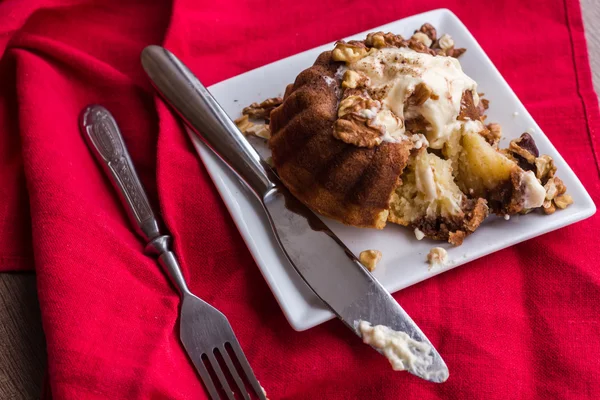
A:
[415,158,438,201]
[350,47,479,148]
[521,170,546,209]
[358,321,448,382]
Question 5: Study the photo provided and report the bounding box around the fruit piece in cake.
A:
[457,130,546,214]
[388,148,488,245]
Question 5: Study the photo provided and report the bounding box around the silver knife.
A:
[141,45,449,383]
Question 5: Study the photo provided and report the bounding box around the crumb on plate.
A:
[359,250,382,271]
[427,247,448,269]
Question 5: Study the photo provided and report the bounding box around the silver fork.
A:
[80,105,266,400]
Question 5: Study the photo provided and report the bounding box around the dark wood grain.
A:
[0,274,46,400]
[0,3,598,399]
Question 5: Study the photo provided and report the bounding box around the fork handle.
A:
[80,105,190,296]
[81,104,161,243]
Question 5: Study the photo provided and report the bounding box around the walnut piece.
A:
[427,247,448,268]
[234,114,271,139]
[479,123,502,147]
[544,177,566,200]
[332,41,369,62]
[437,34,454,50]
[411,32,432,48]
[342,70,369,89]
[334,92,389,147]
[234,114,253,132]
[542,177,570,214]
[445,47,466,58]
[334,118,383,148]
[337,95,380,118]
[245,124,271,140]
[542,200,556,215]
[509,135,537,164]
[407,82,432,106]
[365,32,405,48]
[417,23,437,41]
[359,250,382,271]
[480,98,490,110]
[242,97,283,121]
[407,39,436,55]
[335,93,386,147]
[535,155,556,183]
[554,194,573,209]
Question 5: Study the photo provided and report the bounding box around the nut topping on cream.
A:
[349,47,479,148]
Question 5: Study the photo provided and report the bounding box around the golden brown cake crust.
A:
[269,51,412,228]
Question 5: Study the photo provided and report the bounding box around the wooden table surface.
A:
[1,3,599,398]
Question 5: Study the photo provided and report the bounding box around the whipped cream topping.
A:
[358,321,438,376]
[349,47,479,148]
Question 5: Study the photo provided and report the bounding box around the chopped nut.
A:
[407,82,433,107]
[458,90,481,121]
[332,41,369,63]
[365,32,405,48]
[446,47,466,58]
[342,70,368,89]
[408,39,436,55]
[542,176,567,215]
[242,97,283,121]
[234,114,254,133]
[334,117,383,147]
[337,95,381,118]
[488,123,502,136]
[554,194,573,209]
[411,32,433,48]
[437,34,454,50]
[542,200,556,215]
[544,179,559,200]
[335,94,387,147]
[245,124,271,140]
[479,123,502,147]
[534,155,556,183]
[480,98,490,110]
[503,133,540,171]
[427,247,448,268]
[417,23,437,41]
[359,250,382,271]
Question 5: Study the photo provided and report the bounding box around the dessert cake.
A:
[239,24,573,245]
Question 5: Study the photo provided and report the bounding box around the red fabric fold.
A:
[1,0,599,398]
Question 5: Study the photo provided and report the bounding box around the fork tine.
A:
[207,352,236,400]
[219,346,250,400]
[194,357,221,400]
[230,341,267,400]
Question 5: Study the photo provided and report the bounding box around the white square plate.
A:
[188,8,596,331]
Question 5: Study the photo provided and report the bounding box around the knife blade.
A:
[141,45,449,383]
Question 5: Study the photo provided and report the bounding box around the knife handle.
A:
[140,45,276,199]
[80,105,162,243]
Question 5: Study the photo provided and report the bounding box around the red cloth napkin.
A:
[1,0,600,398]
